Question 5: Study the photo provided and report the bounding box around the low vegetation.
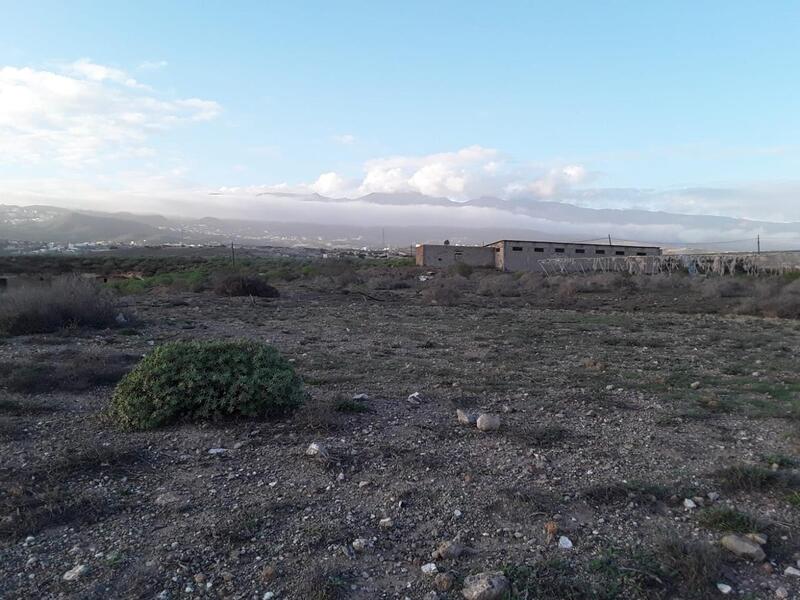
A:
[213,274,279,297]
[0,276,123,335]
[108,340,304,429]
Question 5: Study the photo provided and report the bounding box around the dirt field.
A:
[2,270,800,599]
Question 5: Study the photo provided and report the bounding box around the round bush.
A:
[109,340,304,430]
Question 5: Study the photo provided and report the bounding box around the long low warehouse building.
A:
[416,239,662,272]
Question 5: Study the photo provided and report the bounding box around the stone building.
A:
[416,239,662,272]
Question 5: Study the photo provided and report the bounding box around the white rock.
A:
[407,392,423,404]
[305,442,329,459]
[707,492,720,502]
[776,587,789,599]
[690,381,701,390]
[716,582,732,594]
[683,498,697,509]
[352,538,368,552]
[154,492,181,506]
[352,393,370,401]
[784,566,800,577]
[476,414,501,432]
[421,563,438,575]
[379,517,393,528]
[207,448,226,455]
[558,536,573,549]
[263,593,275,600]
[63,564,89,581]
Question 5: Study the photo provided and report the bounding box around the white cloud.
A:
[68,58,146,89]
[309,171,352,196]
[138,60,169,71]
[333,133,356,145]
[353,145,589,200]
[0,62,221,167]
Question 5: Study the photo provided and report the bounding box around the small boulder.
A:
[154,492,181,506]
[433,540,468,560]
[435,572,455,592]
[461,571,510,600]
[352,393,370,401]
[690,381,702,390]
[558,536,573,549]
[457,409,478,426]
[716,583,732,594]
[63,564,89,581]
[721,534,766,562]
[421,563,438,576]
[379,517,393,528]
[476,414,501,432]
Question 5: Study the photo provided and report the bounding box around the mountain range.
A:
[1,192,798,252]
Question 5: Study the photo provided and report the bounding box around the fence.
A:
[539,251,800,277]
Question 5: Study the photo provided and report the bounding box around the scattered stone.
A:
[461,571,510,600]
[716,583,732,594]
[115,312,128,324]
[476,414,501,432]
[352,538,369,552]
[683,498,697,509]
[305,442,329,460]
[690,381,702,390]
[207,448,226,455]
[379,517,393,528]
[435,572,455,592]
[407,392,423,405]
[784,566,800,577]
[433,540,468,560]
[263,593,275,600]
[63,564,89,581]
[421,563,438,575]
[721,534,766,562]
[707,491,720,502]
[352,393,370,401]
[558,536,573,549]
[154,491,181,506]
[456,409,478,426]
[424,592,438,600]
[776,587,789,599]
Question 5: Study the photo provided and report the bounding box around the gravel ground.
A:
[2,281,800,599]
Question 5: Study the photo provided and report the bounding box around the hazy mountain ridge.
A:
[1,193,798,251]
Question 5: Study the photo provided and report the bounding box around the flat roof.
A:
[484,239,661,249]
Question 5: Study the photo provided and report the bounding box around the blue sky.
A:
[1,1,799,220]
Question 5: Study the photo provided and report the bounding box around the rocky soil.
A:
[2,279,800,599]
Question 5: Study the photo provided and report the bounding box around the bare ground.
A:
[2,281,800,599]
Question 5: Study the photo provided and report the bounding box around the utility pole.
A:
[757,235,761,254]
[608,234,612,246]
[231,239,236,267]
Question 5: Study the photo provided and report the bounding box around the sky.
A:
[1,1,800,224]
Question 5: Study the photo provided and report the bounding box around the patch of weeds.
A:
[582,481,668,505]
[505,560,593,599]
[589,548,668,600]
[764,454,798,468]
[714,465,800,492]
[334,399,371,414]
[209,507,266,545]
[298,566,351,600]
[0,445,147,539]
[786,491,800,508]
[657,537,722,600]
[697,507,761,533]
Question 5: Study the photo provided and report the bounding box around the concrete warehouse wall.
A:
[491,240,661,272]
[415,245,496,268]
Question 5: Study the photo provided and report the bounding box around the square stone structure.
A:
[416,240,662,272]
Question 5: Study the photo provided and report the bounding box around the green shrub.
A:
[108,341,304,429]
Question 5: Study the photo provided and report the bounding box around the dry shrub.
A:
[735,278,800,318]
[477,274,520,297]
[518,272,546,295]
[422,277,466,306]
[556,279,579,304]
[658,537,722,599]
[447,262,474,278]
[213,274,279,297]
[695,278,751,299]
[0,276,122,335]
[366,276,411,291]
